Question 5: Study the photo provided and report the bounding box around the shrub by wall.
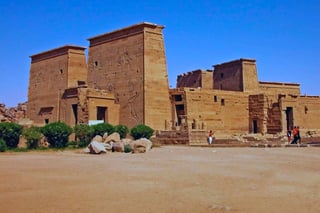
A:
[114,124,129,139]
[22,126,42,149]
[0,122,23,148]
[0,138,7,152]
[91,123,114,137]
[73,124,94,147]
[130,124,154,140]
[41,122,72,148]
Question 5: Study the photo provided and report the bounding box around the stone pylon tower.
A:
[87,22,171,130]
[27,45,87,125]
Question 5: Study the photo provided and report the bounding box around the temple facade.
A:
[27,22,320,142]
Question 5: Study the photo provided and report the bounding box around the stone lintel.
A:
[30,45,86,63]
[87,22,165,47]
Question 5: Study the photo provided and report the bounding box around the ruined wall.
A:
[176,70,213,89]
[27,46,87,125]
[249,94,267,134]
[0,103,26,123]
[87,23,171,130]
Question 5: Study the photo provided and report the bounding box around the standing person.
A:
[208,130,214,145]
[291,126,298,144]
[287,129,292,144]
[297,126,301,144]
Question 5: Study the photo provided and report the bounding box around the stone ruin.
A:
[0,102,27,123]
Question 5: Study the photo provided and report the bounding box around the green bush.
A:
[73,124,94,147]
[91,123,114,137]
[41,122,72,148]
[0,122,23,148]
[114,124,129,139]
[124,144,133,153]
[130,124,154,140]
[0,139,7,152]
[22,126,42,149]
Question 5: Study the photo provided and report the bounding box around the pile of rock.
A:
[0,102,27,123]
[85,132,152,154]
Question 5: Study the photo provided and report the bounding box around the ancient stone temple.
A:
[26,22,320,144]
[27,23,171,130]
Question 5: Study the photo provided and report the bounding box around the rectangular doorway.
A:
[97,106,107,122]
[286,107,293,130]
[253,120,258,133]
[72,104,78,125]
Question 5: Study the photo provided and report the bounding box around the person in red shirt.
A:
[208,130,214,145]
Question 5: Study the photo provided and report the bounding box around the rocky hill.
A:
[0,102,27,122]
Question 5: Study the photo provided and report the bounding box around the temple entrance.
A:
[253,120,258,133]
[97,106,107,122]
[72,104,78,125]
[285,107,294,130]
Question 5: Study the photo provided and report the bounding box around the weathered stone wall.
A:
[176,70,213,89]
[213,58,259,92]
[280,95,320,135]
[87,23,171,130]
[85,88,120,125]
[155,129,207,145]
[27,46,87,126]
[259,82,300,96]
[143,26,172,130]
[171,88,250,134]
[242,59,259,92]
[249,94,267,134]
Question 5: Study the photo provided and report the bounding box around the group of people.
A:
[287,126,301,144]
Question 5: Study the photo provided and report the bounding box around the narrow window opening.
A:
[214,96,217,102]
[221,99,225,106]
[94,61,98,66]
[45,119,49,124]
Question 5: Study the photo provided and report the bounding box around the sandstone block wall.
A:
[170,88,250,134]
[176,69,213,89]
[27,46,87,125]
[87,23,171,130]
[259,82,300,96]
[280,95,320,134]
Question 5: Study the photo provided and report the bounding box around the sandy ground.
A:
[0,146,319,213]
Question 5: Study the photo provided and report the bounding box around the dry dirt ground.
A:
[0,146,319,213]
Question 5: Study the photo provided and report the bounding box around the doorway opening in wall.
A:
[253,120,258,133]
[72,104,78,125]
[285,107,294,130]
[97,107,107,122]
[45,119,49,124]
[175,104,185,126]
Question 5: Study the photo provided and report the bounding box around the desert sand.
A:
[0,146,319,213]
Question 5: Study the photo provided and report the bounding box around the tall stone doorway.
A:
[285,107,294,130]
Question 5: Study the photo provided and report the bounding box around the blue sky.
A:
[0,0,319,107]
